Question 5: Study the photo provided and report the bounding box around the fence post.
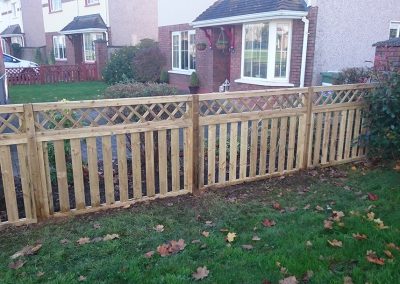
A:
[302,87,314,169]
[191,94,200,195]
[23,104,50,220]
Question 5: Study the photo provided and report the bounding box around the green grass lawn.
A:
[8,81,108,104]
[0,165,399,283]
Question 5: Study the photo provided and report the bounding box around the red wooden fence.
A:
[5,64,99,86]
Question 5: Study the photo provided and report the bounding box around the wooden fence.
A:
[0,84,373,227]
[5,64,98,86]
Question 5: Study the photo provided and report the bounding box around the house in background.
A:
[0,0,45,54]
[42,0,158,65]
[159,0,400,93]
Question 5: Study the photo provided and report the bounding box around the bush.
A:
[11,43,22,58]
[190,72,200,87]
[362,71,400,160]
[102,47,136,85]
[103,81,179,99]
[335,67,372,84]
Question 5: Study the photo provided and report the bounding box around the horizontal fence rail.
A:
[5,64,98,86]
[0,84,373,227]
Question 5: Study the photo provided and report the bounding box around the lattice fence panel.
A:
[313,88,367,106]
[0,112,25,135]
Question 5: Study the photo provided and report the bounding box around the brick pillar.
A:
[94,39,108,80]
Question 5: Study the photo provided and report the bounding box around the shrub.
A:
[335,67,372,84]
[132,41,165,82]
[102,46,137,85]
[190,72,200,87]
[362,71,400,160]
[103,81,179,99]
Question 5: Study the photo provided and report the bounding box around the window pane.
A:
[275,24,289,78]
[390,29,398,38]
[189,33,196,70]
[181,31,189,70]
[172,35,179,68]
[243,23,268,79]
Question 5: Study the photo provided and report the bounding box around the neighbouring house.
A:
[159,0,400,93]
[374,38,400,72]
[0,0,45,55]
[42,0,158,65]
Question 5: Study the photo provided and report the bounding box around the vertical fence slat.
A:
[344,109,355,160]
[351,109,362,158]
[218,123,227,184]
[329,112,339,162]
[229,122,238,182]
[321,112,331,165]
[132,133,142,199]
[239,121,249,179]
[199,126,205,187]
[269,119,278,174]
[249,120,258,177]
[287,116,297,171]
[259,119,269,175]
[116,134,128,202]
[337,110,348,161]
[190,95,200,194]
[17,144,34,220]
[171,129,180,192]
[278,117,288,172]
[296,114,306,169]
[70,139,85,210]
[54,140,70,212]
[158,130,168,195]
[207,125,216,185]
[145,132,155,197]
[0,146,19,222]
[102,136,115,205]
[313,113,323,166]
[87,137,100,207]
[37,142,51,215]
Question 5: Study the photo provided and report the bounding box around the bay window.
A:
[389,21,400,38]
[83,33,104,62]
[53,35,66,60]
[172,30,196,73]
[241,21,292,83]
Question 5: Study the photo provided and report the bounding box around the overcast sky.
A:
[158,0,216,26]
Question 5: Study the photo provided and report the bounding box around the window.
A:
[86,0,99,6]
[11,2,17,18]
[241,21,292,82]
[53,35,66,60]
[389,21,400,38]
[171,30,196,72]
[83,33,104,62]
[49,0,62,12]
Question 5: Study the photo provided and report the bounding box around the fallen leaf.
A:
[384,250,394,259]
[324,220,333,230]
[77,238,91,245]
[220,228,229,232]
[191,240,201,244]
[262,219,276,227]
[157,244,170,257]
[252,235,261,241]
[11,244,42,259]
[202,231,210,238]
[279,276,298,284]
[8,259,25,270]
[387,243,400,251]
[344,276,354,284]
[205,221,213,226]
[242,244,253,250]
[328,239,343,248]
[306,241,313,247]
[226,232,236,243]
[60,239,70,245]
[367,193,379,201]
[154,225,165,232]
[374,218,389,229]
[288,207,297,212]
[37,271,45,277]
[78,275,87,282]
[192,266,209,280]
[331,211,345,222]
[144,251,155,259]
[352,233,368,240]
[273,202,282,210]
[157,239,186,257]
[303,204,311,210]
[93,223,101,229]
[103,234,120,241]
[315,205,324,211]
[302,270,314,283]
[366,250,385,265]
[367,212,375,221]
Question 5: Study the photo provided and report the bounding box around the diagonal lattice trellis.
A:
[0,113,25,135]
[313,89,367,106]
[34,102,189,131]
[199,93,305,116]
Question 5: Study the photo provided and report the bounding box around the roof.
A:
[1,25,22,36]
[373,38,400,47]
[194,0,308,22]
[61,14,107,34]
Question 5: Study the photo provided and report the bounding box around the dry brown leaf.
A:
[367,193,379,201]
[252,235,261,241]
[331,211,345,222]
[202,231,210,238]
[387,243,400,251]
[154,225,165,232]
[144,251,155,259]
[192,266,209,280]
[8,259,26,270]
[11,244,42,259]
[78,275,87,282]
[219,228,229,232]
[157,239,186,257]
[37,271,45,277]
[315,205,324,211]
[306,241,313,247]
[367,212,375,221]
[157,244,170,257]
[103,234,120,241]
[384,250,394,259]
[328,239,343,248]
[303,204,311,210]
[366,250,385,265]
[262,219,276,227]
[77,238,91,245]
[242,244,253,250]
[273,202,282,210]
[226,232,236,243]
[343,276,354,284]
[374,218,389,229]
[279,276,298,284]
[352,233,368,240]
[324,220,333,230]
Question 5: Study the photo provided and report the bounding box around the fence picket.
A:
[337,110,348,161]
[132,133,142,199]
[171,129,180,192]
[321,112,332,164]
[158,130,168,195]
[117,135,128,202]
[207,125,216,185]
[145,132,155,197]
[54,140,69,212]
[269,119,278,174]
[249,120,258,177]
[287,116,297,171]
[102,136,115,205]
[329,112,339,162]
[87,137,100,207]
[229,123,238,181]
[352,109,362,158]
[17,144,34,220]
[259,119,269,175]
[218,124,228,183]
[239,121,249,179]
[70,139,85,210]
[344,110,355,160]
[0,146,19,222]
[278,117,288,172]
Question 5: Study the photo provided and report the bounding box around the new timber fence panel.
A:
[0,84,374,226]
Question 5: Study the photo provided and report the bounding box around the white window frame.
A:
[390,21,400,38]
[86,0,100,6]
[53,35,67,61]
[49,0,62,12]
[239,20,292,85]
[83,32,104,62]
[170,30,196,75]
[11,2,17,18]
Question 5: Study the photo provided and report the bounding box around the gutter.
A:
[300,16,309,88]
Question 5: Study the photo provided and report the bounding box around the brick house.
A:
[374,38,400,72]
[159,0,400,93]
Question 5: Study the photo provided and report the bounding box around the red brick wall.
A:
[305,6,318,87]
[375,46,400,71]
